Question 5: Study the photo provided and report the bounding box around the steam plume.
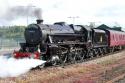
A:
[0,6,42,22]
[0,55,45,78]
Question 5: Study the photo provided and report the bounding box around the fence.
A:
[0,37,25,49]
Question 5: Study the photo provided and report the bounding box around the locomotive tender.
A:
[13,19,125,65]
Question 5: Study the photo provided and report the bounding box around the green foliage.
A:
[0,26,26,39]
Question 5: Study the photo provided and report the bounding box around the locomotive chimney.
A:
[36,19,43,24]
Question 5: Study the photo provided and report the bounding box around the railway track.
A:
[33,49,125,70]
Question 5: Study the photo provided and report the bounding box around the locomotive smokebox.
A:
[36,19,43,24]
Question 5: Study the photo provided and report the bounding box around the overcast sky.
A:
[0,0,125,29]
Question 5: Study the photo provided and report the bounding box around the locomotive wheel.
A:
[76,50,85,62]
[96,48,100,57]
[81,50,87,61]
[90,50,94,58]
[51,60,58,66]
[99,48,103,56]
[102,48,106,55]
[68,51,77,64]
[110,47,114,53]
[93,49,98,57]
[51,56,60,66]
[70,49,83,63]
[87,49,94,59]
[60,53,68,64]
[62,55,68,64]
[103,48,107,54]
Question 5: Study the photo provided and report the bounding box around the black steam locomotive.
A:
[13,19,125,65]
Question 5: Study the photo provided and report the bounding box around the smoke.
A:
[34,8,42,19]
[0,55,45,78]
[0,6,42,23]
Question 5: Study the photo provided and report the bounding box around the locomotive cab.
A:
[74,25,92,44]
[92,29,108,48]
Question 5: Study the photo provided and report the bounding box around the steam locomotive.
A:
[13,19,125,65]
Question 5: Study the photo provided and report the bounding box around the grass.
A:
[1,51,125,83]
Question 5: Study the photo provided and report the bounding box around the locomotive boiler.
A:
[14,19,91,65]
